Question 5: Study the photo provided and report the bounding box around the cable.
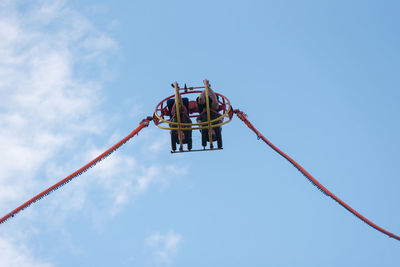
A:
[234,109,400,242]
[0,117,153,225]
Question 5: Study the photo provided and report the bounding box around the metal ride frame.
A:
[153,79,234,152]
[1,82,400,242]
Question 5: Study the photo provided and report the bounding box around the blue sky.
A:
[1,0,399,266]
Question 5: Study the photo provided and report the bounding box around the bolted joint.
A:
[140,116,153,127]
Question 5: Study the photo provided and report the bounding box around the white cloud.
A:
[0,0,113,211]
[80,146,182,216]
[0,237,52,267]
[0,0,117,265]
[0,0,187,265]
[145,230,183,266]
[149,134,170,153]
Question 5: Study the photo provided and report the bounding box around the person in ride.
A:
[197,84,219,112]
[196,84,221,138]
[197,84,221,122]
[170,94,191,141]
[171,94,189,120]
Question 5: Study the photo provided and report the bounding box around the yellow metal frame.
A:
[204,80,213,146]
[173,82,183,150]
[153,80,233,131]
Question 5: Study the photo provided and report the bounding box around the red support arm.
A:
[234,109,400,242]
[0,117,153,225]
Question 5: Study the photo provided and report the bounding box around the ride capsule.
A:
[153,79,233,153]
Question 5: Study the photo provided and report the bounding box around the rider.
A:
[170,93,192,142]
[196,83,220,121]
[171,93,190,121]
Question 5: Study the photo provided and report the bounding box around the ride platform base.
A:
[171,148,223,154]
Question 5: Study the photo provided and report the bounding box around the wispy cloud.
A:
[0,237,52,267]
[0,0,114,211]
[145,230,183,266]
[0,0,185,265]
